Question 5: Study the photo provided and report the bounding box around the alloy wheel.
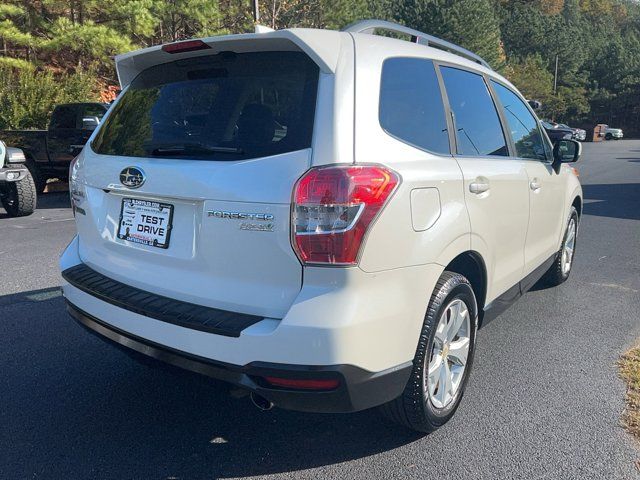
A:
[426,298,471,409]
[562,218,576,275]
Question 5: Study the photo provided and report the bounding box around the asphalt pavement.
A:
[1,141,639,479]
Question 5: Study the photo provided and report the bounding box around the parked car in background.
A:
[60,19,583,433]
[605,127,623,140]
[557,123,586,142]
[541,120,574,142]
[0,141,36,216]
[1,102,108,193]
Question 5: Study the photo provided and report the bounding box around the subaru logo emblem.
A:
[120,167,145,189]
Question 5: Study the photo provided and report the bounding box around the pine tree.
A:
[386,0,505,69]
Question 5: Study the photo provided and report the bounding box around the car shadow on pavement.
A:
[1,293,422,479]
[1,192,71,218]
[0,192,70,218]
[582,183,640,221]
[36,191,71,210]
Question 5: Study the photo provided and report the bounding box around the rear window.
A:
[92,51,319,160]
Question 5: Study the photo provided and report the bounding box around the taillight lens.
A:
[292,165,400,265]
[69,156,85,216]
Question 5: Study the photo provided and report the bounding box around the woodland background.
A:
[0,0,638,136]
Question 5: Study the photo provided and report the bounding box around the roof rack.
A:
[342,19,492,70]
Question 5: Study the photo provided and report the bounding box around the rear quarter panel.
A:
[351,34,471,273]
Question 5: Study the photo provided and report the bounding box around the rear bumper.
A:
[0,165,28,183]
[67,301,412,413]
[60,235,442,412]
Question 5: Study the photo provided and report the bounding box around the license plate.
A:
[117,198,173,249]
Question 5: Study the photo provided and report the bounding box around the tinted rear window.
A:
[92,51,319,160]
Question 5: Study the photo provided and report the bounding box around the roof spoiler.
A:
[114,29,343,89]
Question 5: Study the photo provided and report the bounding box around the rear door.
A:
[75,50,323,319]
[439,65,530,303]
[490,81,566,276]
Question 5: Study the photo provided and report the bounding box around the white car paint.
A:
[61,23,582,400]
[606,127,623,139]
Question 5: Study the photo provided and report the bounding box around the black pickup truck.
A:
[1,102,108,192]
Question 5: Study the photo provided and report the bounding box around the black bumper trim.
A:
[0,165,28,182]
[62,263,263,337]
[67,301,412,413]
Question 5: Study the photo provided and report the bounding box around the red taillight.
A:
[292,165,400,265]
[264,376,340,391]
[161,40,211,54]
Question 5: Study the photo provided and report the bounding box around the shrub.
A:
[0,66,99,130]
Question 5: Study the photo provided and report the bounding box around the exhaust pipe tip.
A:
[250,392,274,411]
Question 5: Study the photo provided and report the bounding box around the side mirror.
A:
[81,116,100,131]
[553,139,581,164]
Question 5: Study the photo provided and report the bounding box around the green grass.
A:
[619,344,640,442]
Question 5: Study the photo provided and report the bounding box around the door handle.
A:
[469,180,490,194]
[530,179,541,191]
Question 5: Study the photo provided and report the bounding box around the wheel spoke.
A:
[566,225,575,243]
[435,316,448,345]
[428,354,443,386]
[439,360,453,405]
[447,303,467,342]
[448,337,470,366]
[444,303,458,339]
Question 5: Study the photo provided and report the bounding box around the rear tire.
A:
[540,206,578,287]
[605,133,612,140]
[1,170,37,217]
[379,271,477,433]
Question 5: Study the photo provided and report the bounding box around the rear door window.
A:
[50,106,77,129]
[92,51,319,160]
[379,57,450,154]
[440,66,508,157]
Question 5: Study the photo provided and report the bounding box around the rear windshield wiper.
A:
[148,143,244,157]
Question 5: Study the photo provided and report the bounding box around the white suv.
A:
[60,20,582,432]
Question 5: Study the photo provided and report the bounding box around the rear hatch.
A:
[73,48,322,319]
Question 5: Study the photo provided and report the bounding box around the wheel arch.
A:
[444,251,487,322]
[571,195,582,218]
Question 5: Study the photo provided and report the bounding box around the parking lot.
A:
[1,140,639,479]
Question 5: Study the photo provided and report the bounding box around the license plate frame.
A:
[117,198,174,249]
